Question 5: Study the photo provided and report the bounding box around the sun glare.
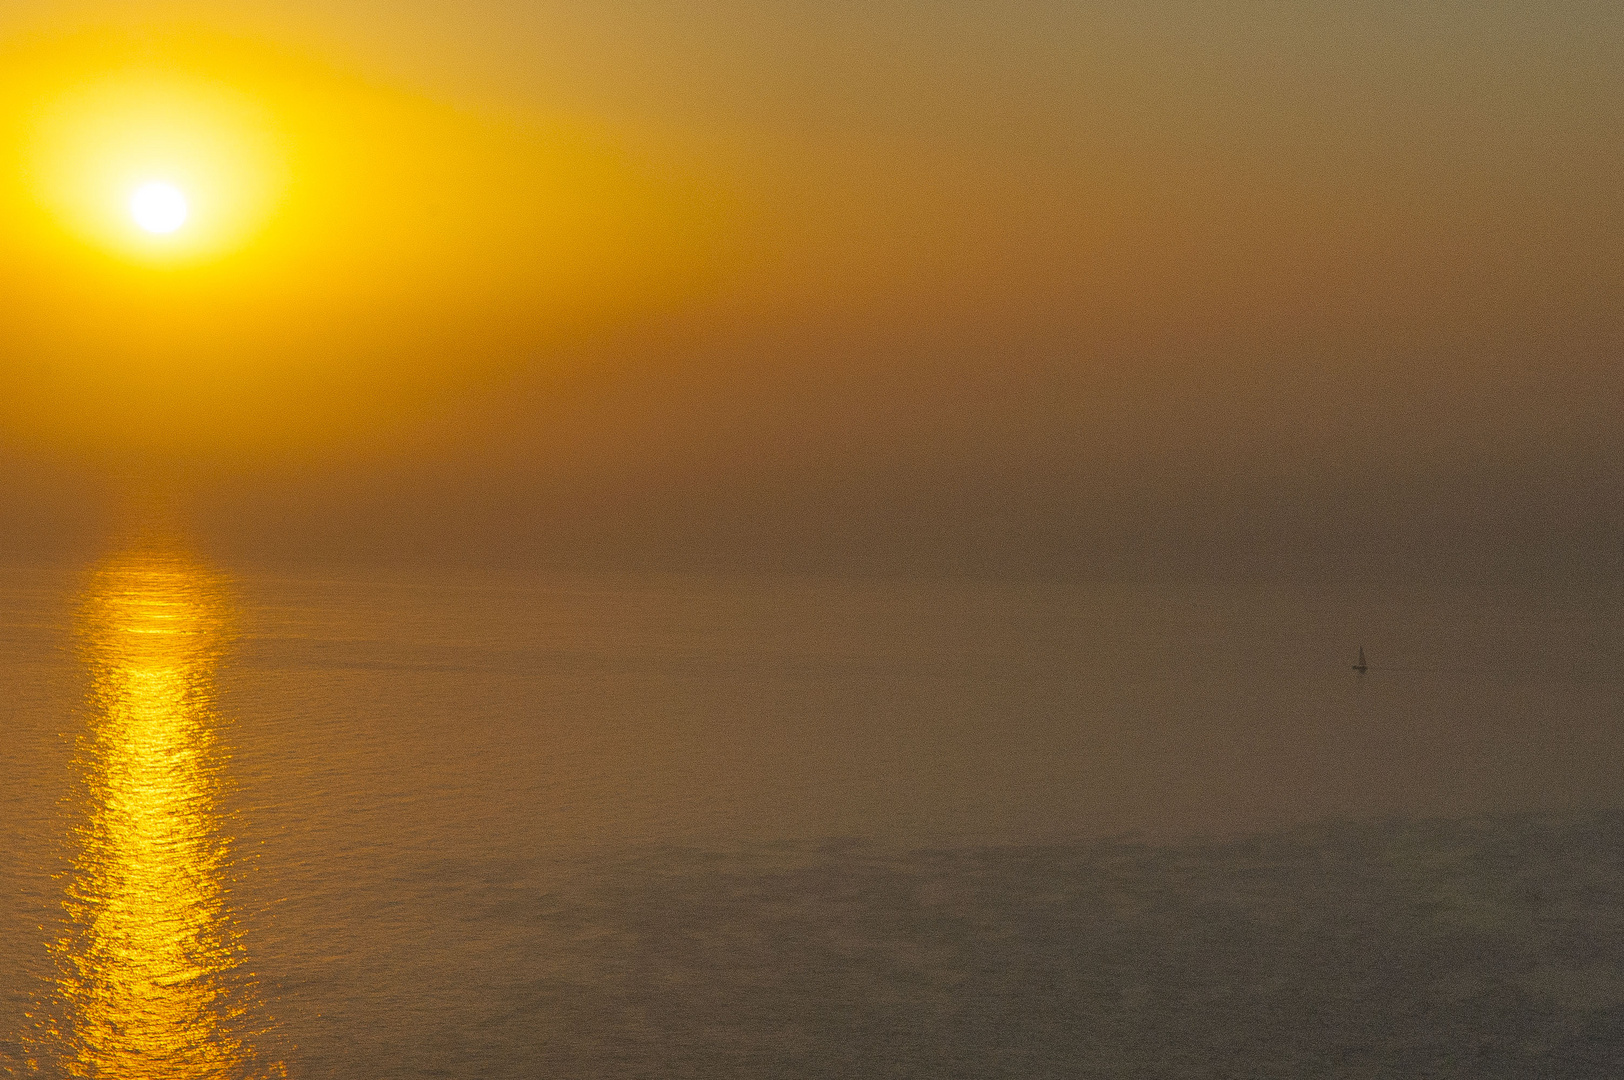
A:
[20,68,290,261]
[130,181,188,234]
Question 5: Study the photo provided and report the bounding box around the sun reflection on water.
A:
[35,549,281,1079]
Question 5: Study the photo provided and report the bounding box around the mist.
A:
[1,0,1619,585]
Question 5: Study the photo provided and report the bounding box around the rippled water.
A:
[1,548,1620,1076]
[36,553,280,1079]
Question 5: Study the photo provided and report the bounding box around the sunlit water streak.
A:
[0,562,1617,1076]
[28,550,282,1079]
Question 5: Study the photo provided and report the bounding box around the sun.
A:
[130,180,188,234]
[20,66,290,261]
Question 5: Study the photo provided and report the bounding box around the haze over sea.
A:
[1,552,1619,1078]
[0,0,1620,1074]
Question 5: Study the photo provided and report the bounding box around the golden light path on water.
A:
[36,550,281,1079]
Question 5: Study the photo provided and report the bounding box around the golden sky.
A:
[0,2,1619,566]
[0,18,731,455]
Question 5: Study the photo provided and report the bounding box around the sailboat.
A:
[1353,646,1368,674]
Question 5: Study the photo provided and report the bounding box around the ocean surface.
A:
[0,550,1620,1077]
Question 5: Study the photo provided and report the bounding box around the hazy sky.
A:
[0,1,1619,573]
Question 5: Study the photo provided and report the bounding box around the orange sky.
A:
[0,1,1619,571]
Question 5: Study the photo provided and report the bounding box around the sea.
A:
[0,548,1620,1078]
